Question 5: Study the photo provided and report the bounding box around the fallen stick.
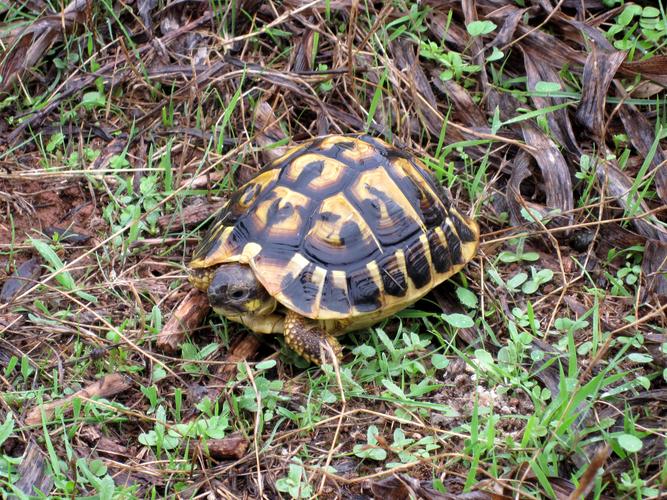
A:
[25,373,131,426]
[157,289,210,353]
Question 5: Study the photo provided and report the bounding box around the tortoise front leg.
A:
[284,310,343,365]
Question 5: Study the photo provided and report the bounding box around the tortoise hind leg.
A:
[284,310,343,365]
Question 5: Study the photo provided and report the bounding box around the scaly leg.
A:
[284,310,343,365]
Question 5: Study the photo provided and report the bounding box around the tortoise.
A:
[188,134,479,365]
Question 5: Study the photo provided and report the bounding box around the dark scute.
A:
[197,233,221,260]
[397,175,446,227]
[405,238,432,289]
[307,136,384,171]
[378,254,407,297]
[383,161,447,228]
[266,198,295,226]
[303,219,379,266]
[333,140,357,152]
[347,268,381,312]
[319,211,341,223]
[320,272,350,314]
[450,212,476,243]
[212,202,239,228]
[357,135,392,157]
[396,175,422,212]
[195,218,248,260]
[362,186,421,246]
[294,160,324,188]
[443,224,463,265]
[259,239,299,261]
[281,263,319,315]
[339,220,363,246]
[358,196,382,220]
[240,182,262,206]
[420,189,447,227]
[227,223,250,250]
[428,230,452,273]
[410,159,452,209]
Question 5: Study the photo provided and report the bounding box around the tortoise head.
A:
[190,263,277,318]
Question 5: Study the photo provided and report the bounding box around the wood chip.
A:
[9,441,53,499]
[215,334,262,380]
[0,258,41,304]
[567,445,611,500]
[202,433,249,460]
[643,239,667,300]
[157,289,210,353]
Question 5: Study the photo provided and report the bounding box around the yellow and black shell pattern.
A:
[190,135,479,321]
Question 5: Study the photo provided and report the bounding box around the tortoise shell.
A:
[189,134,479,321]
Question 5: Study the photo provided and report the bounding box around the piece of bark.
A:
[616,92,667,205]
[575,47,626,141]
[203,433,249,460]
[494,92,574,225]
[216,334,262,380]
[179,171,227,190]
[596,159,667,242]
[9,441,53,499]
[157,289,210,353]
[643,239,667,300]
[620,54,667,87]
[25,373,131,425]
[0,258,41,303]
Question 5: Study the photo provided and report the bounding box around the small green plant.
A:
[386,428,440,467]
[522,267,554,294]
[0,414,20,486]
[496,239,540,264]
[30,238,97,302]
[275,459,313,499]
[604,249,643,297]
[420,41,481,82]
[181,342,219,375]
[138,405,180,452]
[316,64,334,92]
[235,360,286,421]
[466,20,497,37]
[606,5,666,51]
[353,425,387,461]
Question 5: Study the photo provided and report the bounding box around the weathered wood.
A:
[216,334,262,380]
[157,289,210,353]
[203,433,249,460]
[10,441,53,499]
[25,373,131,425]
[644,239,667,299]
